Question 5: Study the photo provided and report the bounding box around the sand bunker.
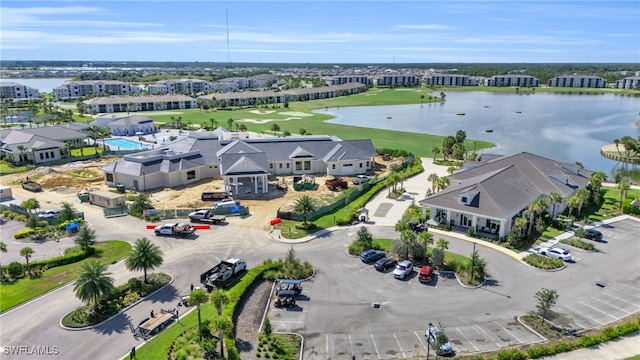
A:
[278,111,313,117]
[237,117,302,124]
[249,110,276,115]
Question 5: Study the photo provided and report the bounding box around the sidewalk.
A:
[543,332,639,360]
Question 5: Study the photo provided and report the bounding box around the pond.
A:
[317,91,640,174]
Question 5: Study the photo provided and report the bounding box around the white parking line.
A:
[348,334,354,356]
[609,286,640,299]
[475,324,502,348]
[590,296,633,314]
[565,304,605,325]
[370,334,381,360]
[457,327,479,351]
[578,301,619,319]
[393,333,407,359]
[620,283,640,292]
[494,321,524,344]
[601,292,640,308]
[414,331,429,354]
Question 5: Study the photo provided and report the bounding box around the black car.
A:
[374,257,397,272]
[408,220,429,233]
[360,249,385,263]
[584,228,603,241]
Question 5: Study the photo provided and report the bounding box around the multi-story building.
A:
[217,77,251,89]
[485,75,539,87]
[373,75,418,87]
[248,74,279,88]
[147,79,214,95]
[54,80,140,101]
[324,75,373,86]
[0,82,40,101]
[426,75,477,86]
[548,75,607,88]
[615,76,640,89]
[83,94,197,114]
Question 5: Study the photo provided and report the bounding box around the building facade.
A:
[54,80,140,101]
[0,82,40,101]
[0,124,89,165]
[148,79,214,95]
[426,75,477,86]
[548,75,607,88]
[485,75,539,87]
[324,75,373,86]
[83,95,197,114]
[373,75,419,86]
[615,76,640,89]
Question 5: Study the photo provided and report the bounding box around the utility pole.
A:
[470,242,476,284]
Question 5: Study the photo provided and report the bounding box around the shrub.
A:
[615,321,639,336]
[7,262,24,279]
[578,335,601,348]
[123,292,140,306]
[30,247,94,269]
[13,228,35,239]
[550,341,577,354]
[348,242,366,256]
[58,218,83,231]
[523,254,565,270]
[495,348,526,360]
[527,344,550,358]
[560,238,595,251]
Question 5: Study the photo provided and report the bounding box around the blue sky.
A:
[1,1,638,63]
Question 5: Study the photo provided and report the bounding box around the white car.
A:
[38,209,60,219]
[536,246,572,261]
[426,323,453,356]
[393,260,413,279]
[352,175,370,185]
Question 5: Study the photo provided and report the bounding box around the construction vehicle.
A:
[21,181,42,192]
[188,209,226,224]
[154,223,196,237]
[200,258,247,291]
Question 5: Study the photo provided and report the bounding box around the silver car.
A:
[393,260,413,279]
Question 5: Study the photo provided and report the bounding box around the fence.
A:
[103,206,129,218]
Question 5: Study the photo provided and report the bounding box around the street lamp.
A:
[142,167,147,194]
[469,242,477,285]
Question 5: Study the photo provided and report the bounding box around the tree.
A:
[431,147,440,161]
[209,118,216,130]
[294,195,316,225]
[17,145,26,164]
[299,128,307,135]
[613,139,622,156]
[617,181,630,210]
[589,171,606,204]
[392,229,417,260]
[437,238,449,251]
[0,241,7,279]
[263,316,272,339]
[447,166,456,175]
[418,231,434,261]
[238,124,247,132]
[76,102,85,116]
[74,223,97,252]
[227,118,234,130]
[270,122,281,136]
[428,173,439,194]
[431,248,445,269]
[210,315,234,358]
[7,262,24,279]
[189,288,209,341]
[527,198,547,237]
[20,198,40,215]
[86,125,103,150]
[20,247,34,276]
[566,195,580,218]
[468,250,487,284]
[356,226,373,249]
[575,188,590,215]
[74,259,115,310]
[420,94,425,103]
[59,201,78,222]
[547,192,562,220]
[436,176,450,192]
[210,289,230,316]
[535,288,559,324]
[440,92,446,101]
[129,193,152,217]
[125,237,164,283]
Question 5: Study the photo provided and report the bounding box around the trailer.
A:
[200,258,247,291]
[201,192,230,201]
[154,223,196,237]
[188,209,227,224]
[134,309,178,340]
[21,181,42,192]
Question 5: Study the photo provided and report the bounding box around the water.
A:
[0,78,72,93]
[317,91,640,174]
[102,138,149,150]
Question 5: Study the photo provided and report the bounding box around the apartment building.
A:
[83,94,197,114]
[615,76,640,89]
[324,75,373,86]
[54,80,140,101]
[248,74,278,88]
[548,75,607,88]
[148,79,214,95]
[0,82,40,101]
[373,75,419,86]
[426,75,478,86]
[485,75,539,87]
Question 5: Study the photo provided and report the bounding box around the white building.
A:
[548,75,607,88]
[148,79,214,95]
[615,76,640,89]
[54,80,140,101]
[373,75,419,86]
[324,75,373,86]
[485,75,539,87]
[426,75,477,86]
[96,115,156,136]
[83,94,197,114]
[0,124,89,165]
[0,82,40,101]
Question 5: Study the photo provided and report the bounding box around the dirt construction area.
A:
[2,156,401,229]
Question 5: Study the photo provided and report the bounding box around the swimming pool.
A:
[102,138,149,150]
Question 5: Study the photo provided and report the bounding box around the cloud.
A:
[0,6,159,28]
[395,24,455,30]
[457,35,600,46]
[209,48,327,54]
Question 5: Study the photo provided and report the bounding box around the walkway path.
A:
[544,332,639,360]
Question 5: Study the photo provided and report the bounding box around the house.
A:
[615,76,640,89]
[83,94,197,114]
[485,75,539,87]
[96,115,156,136]
[0,124,90,164]
[54,80,140,101]
[548,75,607,88]
[418,152,592,238]
[0,82,40,101]
[101,130,376,193]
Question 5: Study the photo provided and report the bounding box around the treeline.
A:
[75,69,272,84]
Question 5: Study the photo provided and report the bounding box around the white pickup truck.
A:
[188,210,226,224]
[154,223,196,237]
[352,175,370,185]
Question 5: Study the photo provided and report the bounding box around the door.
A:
[133,180,139,191]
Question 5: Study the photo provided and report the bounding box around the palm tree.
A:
[86,125,102,150]
[513,217,528,236]
[436,176,450,192]
[418,231,434,261]
[431,147,440,161]
[566,195,580,218]
[169,116,175,129]
[238,124,247,132]
[210,289,230,316]
[210,315,234,358]
[125,237,164,283]
[613,139,622,156]
[547,192,562,220]
[21,198,40,215]
[270,123,280,136]
[527,198,547,237]
[176,116,183,130]
[447,166,456,175]
[0,241,7,279]
[440,92,446,101]
[575,188,590,215]
[294,195,317,226]
[227,118,234,130]
[299,128,307,135]
[209,118,216,130]
[428,173,439,193]
[17,145,26,164]
[188,288,209,341]
[420,94,425,103]
[589,171,606,203]
[74,259,115,311]
[617,181,631,210]
[437,238,449,251]
[74,223,97,252]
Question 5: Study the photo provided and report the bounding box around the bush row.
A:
[375,147,412,158]
[560,238,595,251]
[1,247,95,278]
[522,254,565,270]
[13,228,35,239]
[470,317,640,360]
[2,210,28,223]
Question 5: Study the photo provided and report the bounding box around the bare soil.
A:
[234,279,273,360]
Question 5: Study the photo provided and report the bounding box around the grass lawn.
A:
[0,240,131,312]
[70,146,103,157]
[625,355,640,360]
[0,163,36,176]
[373,238,471,266]
[143,87,494,158]
[373,238,394,250]
[585,187,640,223]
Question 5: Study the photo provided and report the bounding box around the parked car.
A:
[418,266,433,283]
[38,209,60,219]
[537,246,572,261]
[360,249,385,264]
[584,228,603,241]
[374,257,397,272]
[408,220,429,233]
[426,323,454,356]
[352,175,370,185]
[273,290,296,308]
[393,260,413,279]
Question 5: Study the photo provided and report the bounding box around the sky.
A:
[1,1,639,63]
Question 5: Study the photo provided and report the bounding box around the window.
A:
[332,164,335,170]
[50,151,54,158]
[279,164,283,169]
[286,163,290,169]
[106,173,114,182]
[269,163,274,169]
[40,153,44,160]
[366,161,370,167]
[187,170,196,180]
[45,152,49,159]
[304,161,311,170]
[359,163,363,168]
[295,162,302,171]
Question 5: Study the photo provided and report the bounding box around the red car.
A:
[418,266,433,283]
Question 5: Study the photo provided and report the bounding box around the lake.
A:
[0,78,71,93]
[317,91,640,174]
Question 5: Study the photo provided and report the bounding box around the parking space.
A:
[267,282,311,333]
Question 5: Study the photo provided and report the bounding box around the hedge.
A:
[13,228,35,239]
[58,218,84,230]
[30,248,95,269]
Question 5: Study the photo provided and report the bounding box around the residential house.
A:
[548,75,607,88]
[0,124,90,164]
[96,115,156,136]
[54,80,140,101]
[0,82,40,101]
[418,152,592,238]
[485,75,539,87]
[83,94,197,114]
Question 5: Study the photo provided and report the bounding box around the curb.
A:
[519,256,567,272]
[60,273,174,331]
[259,282,305,360]
[449,271,487,289]
[517,314,548,341]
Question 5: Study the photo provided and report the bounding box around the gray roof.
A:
[220,152,269,175]
[84,94,195,105]
[0,125,87,152]
[109,115,154,126]
[419,152,592,220]
[1,125,87,142]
